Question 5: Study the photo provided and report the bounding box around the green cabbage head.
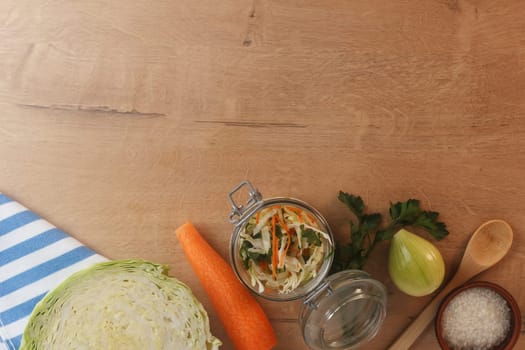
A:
[20,259,221,350]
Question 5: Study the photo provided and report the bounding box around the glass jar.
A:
[228,180,387,349]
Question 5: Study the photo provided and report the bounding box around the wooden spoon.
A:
[388,219,513,350]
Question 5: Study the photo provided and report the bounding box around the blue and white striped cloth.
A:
[0,193,107,350]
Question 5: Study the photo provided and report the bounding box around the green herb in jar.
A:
[239,205,330,294]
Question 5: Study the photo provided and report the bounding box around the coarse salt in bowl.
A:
[435,281,521,350]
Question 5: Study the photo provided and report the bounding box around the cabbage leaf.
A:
[20,259,221,350]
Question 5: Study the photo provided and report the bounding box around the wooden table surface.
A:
[1,1,524,349]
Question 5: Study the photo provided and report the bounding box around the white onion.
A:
[388,229,445,297]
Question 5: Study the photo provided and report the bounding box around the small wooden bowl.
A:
[435,281,521,350]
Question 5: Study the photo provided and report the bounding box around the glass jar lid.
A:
[299,270,387,350]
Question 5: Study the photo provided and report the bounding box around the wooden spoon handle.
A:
[388,280,460,350]
[388,295,443,350]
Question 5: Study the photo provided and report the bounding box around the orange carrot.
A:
[306,213,317,225]
[286,206,306,223]
[176,222,277,350]
[287,207,303,215]
[271,215,278,279]
[259,260,269,271]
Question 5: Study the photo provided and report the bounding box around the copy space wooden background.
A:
[1,0,524,349]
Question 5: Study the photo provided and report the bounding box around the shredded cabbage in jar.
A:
[239,205,330,294]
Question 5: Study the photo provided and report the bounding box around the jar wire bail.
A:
[228,180,264,226]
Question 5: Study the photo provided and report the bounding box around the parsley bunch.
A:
[331,192,449,272]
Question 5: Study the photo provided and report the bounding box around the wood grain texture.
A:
[1,0,525,349]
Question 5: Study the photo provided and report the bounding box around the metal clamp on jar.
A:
[228,180,387,350]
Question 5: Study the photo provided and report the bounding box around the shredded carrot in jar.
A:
[238,205,331,294]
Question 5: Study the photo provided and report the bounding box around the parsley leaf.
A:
[302,226,322,246]
[414,211,448,240]
[389,199,422,224]
[331,193,449,273]
[374,227,397,242]
[334,192,383,271]
[338,192,364,219]
[388,200,448,240]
